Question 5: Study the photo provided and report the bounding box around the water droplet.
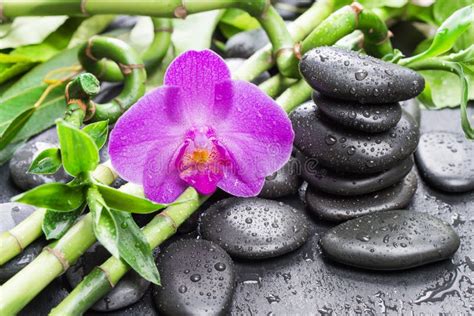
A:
[190,274,201,282]
[178,285,187,293]
[325,135,337,145]
[347,146,356,155]
[120,222,128,229]
[355,70,368,81]
[245,217,253,224]
[214,262,226,271]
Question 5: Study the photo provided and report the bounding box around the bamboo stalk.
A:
[233,0,336,81]
[142,18,172,72]
[259,74,297,98]
[1,0,294,78]
[0,161,117,266]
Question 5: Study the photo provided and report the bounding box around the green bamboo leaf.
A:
[12,182,86,211]
[0,107,35,150]
[42,203,86,240]
[218,8,260,38]
[82,121,109,149]
[96,184,166,214]
[114,210,161,285]
[0,62,36,85]
[57,120,100,177]
[401,5,474,66]
[88,186,119,258]
[28,147,62,174]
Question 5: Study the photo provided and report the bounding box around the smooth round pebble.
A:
[415,132,474,192]
[290,101,419,174]
[9,128,71,190]
[300,46,425,103]
[313,90,402,133]
[66,243,150,312]
[225,29,268,59]
[320,210,460,270]
[0,202,36,231]
[259,157,302,199]
[297,150,414,196]
[152,239,235,316]
[306,170,417,222]
[199,197,310,259]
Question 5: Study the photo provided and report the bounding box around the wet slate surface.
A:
[1,108,473,315]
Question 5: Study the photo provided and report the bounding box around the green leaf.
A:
[96,184,166,214]
[57,120,100,177]
[0,107,35,150]
[83,121,109,149]
[88,186,120,258]
[402,5,474,66]
[114,210,161,284]
[218,9,260,38]
[433,0,474,51]
[0,16,68,49]
[42,203,85,240]
[0,62,36,85]
[68,15,116,48]
[12,182,86,211]
[28,147,62,174]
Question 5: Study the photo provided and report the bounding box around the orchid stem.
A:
[0,160,117,267]
[1,0,293,77]
[233,0,336,82]
[50,188,207,315]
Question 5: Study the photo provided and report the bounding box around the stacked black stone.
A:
[291,46,425,222]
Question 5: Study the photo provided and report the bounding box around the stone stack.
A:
[291,46,424,222]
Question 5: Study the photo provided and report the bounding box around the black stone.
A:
[306,170,418,222]
[66,243,150,312]
[87,290,158,316]
[199,197,310,259]
[401,98,421,124]
[274,0,314,20]
[320,210,460,270]
[225,29,268,59]
[0,202,36,231]
[259,157,302,199]
[300,46,425,103]
[313,90,402,133]
[415,132,474,192]
[290,101,419,174]
[297,150,414,196]
[225,58,270,85]
[152,239,235,315]
[9,128,71,190]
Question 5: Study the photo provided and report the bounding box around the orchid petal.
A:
[214,80,294,196]
[164,50,231,126]
[143,145,187,203]
[108,86,185,183]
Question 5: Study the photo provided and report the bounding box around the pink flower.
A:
[109,50,294,203]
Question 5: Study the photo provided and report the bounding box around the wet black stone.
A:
[313,90,402,133]
[320,209,460,270]
[300,46,425,103]
[199,197,310,259]
[225,58,270,85]
[401,98,421,124]
[66,243,150,312]
[415,132,474,193]
[225,29,268,59]
[306,170,418,222]
[0,163,21,203]
[152,239,235,315]
[274,0,314,20]
[290,101,419,174]
[259,157,302,199]
[87,290,158,316]
[297,150,414,196]
[0,202,36,231]
[9,128,71,190]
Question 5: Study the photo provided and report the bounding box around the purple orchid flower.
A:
[109,50,294,203]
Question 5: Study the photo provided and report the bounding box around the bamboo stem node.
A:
[97,266,115,288]
[118,63,145,75]
[80,0,90,16]
[174,4,187,19]
[44,247,70,272]
[6,231,24,251]
[157,211,178,232]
